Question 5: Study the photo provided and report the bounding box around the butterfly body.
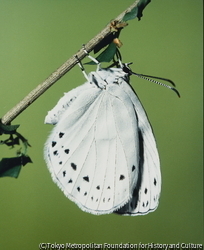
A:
[44,64,161,215]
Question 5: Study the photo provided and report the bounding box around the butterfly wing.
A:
[114,81,161,215]
[44,70,143,214]
[45,68,161,216]
[45,83,91,125]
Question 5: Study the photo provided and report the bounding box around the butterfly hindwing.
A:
[115,81,161,215]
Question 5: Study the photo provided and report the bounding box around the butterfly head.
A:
[120,62,133,75]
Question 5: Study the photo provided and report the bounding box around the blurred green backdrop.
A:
[0,0,203,248]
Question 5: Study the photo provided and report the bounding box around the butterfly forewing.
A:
[44,65,161,215]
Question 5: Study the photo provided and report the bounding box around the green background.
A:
[0,0,203,248]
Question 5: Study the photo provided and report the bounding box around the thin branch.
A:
[1,0,140,125]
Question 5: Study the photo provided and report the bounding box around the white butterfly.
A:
[44,53,162,216]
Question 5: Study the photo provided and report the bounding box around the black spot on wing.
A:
[64,149,69,154]
[154,194,159,202]
[96,185,100,190]
[142,201,149,208]
[59,132,64,138]
[119,175,125,180]
[68,179,72,183]
[52,141,57,147]
[77,187,80,192]
[132,165,135,171]
[53,150,58,156]
[83,176,89,182]
[71,163,77,170]
[63,171,66,177]
[144,188,148,194]
[154,178,157,186]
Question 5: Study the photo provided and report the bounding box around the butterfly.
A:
[44,49,179,215]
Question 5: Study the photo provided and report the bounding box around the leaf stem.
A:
[1,0,140,125]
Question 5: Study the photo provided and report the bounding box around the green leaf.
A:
[0,122,20,135]
[3,135,20,147]
[0,155,32,178]
[87,0,151,63]
[86,43,117,64]
[122,0,151,21]
[15,132,31,154]
[0,120,32,178]
[94,33,117,54]
[0,158,22,178]
[93,22,124,56]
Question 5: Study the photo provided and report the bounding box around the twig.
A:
[1,0,140,125]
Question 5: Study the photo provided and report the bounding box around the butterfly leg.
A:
[75,54,91,83]
[82,44,100,65]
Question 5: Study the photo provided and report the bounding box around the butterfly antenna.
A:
[131,71,180,98]
[138,73,176,87]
